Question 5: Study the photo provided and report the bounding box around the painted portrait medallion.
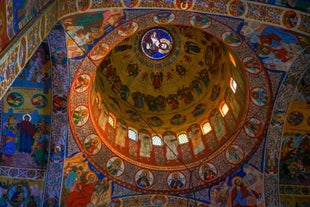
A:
[135,169,154,188]
[167,172,186,189]
[228,0,246,17]
[31,94,48,109]
[222,32,242,47]
[6,92,24,107]
[244,118,262,137]
[226,145,244,164]
[73,74,90,93]
[198,162,217,182]
[84,134,102,155]
[153,12,175,24]
[7,184,29,206]
[243,56,262,74]
[251,87,269,106]
[190,15,211,29]
[52,95,67,113]
[117,21,138,37]
[287,111,304,126]
[107,157,125,177]
[72,105,89,126]
[141,28,173,60]
[89,42,109,61]
[282,10,299,29]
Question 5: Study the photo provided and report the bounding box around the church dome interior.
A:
[0,0,309,206]
[69,10,271,193]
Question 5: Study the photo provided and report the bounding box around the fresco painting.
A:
[0,176,44,207]
[228,165,264,207]
[1,41,51,170]
[63,10,124,58]
[247,25,310,71]
[209,164,264,207]
[0,1,309,206]
[0,0,50,52]
[0,0,9,53]
[280,133,309,186]
[278,66,310,203]
[61,152,112,207]
[0,41,51,207]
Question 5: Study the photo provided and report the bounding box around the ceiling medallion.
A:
[140,28,173,60]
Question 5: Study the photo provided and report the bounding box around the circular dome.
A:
[92,25,248,170]
[69,10,271,193]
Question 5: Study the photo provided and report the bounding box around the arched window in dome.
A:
[230,77,237,93]
[152,135,163,146]
[202,122,212,135]
[220,101,229,117]
[108,113,116,128]
[177,132,189,144]
[128,128,138,141]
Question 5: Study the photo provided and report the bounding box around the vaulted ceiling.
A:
[0,0,309,206]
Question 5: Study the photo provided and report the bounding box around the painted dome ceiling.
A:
[94,24,247,139]
[69,10,272,193]
[1,0,310,205]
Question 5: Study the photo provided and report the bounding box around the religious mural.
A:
[204,164,262,206]
[246,25,309,71]
[0,0,51,52]
[1,42,51,169]
[61,152,112,207]
[0,176,44,207]
[0,41,51,206]
[278,66,310,205]
[63,10,124,59]
[0,1,309,207]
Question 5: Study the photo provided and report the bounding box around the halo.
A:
[231,176,243,186]
[86,171,98,183]
[55,145,61,152]
[23,113,31,121]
